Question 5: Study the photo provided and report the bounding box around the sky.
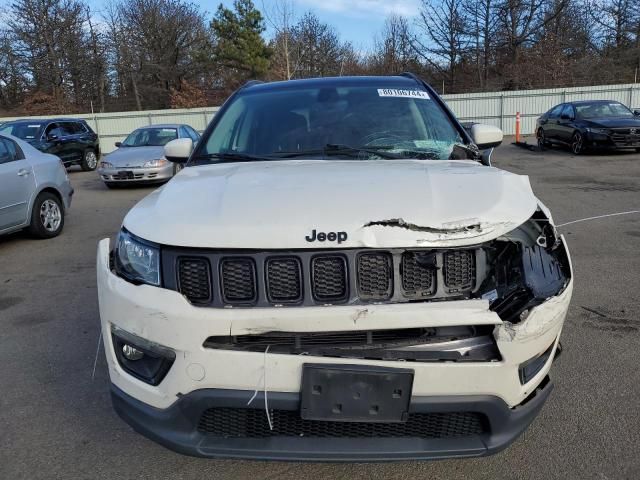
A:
[81,0,423,51]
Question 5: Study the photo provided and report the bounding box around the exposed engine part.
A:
[478,209,571,323]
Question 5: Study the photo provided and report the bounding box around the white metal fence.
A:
[2,83,639,153]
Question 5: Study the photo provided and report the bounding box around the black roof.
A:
[241,75,424,93]
[2,117,87,125]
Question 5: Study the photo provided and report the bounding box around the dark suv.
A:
[0,118,100,170]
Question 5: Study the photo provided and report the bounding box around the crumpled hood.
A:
[123,159,538,248]
[105,146,165,167]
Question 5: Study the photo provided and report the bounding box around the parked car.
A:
[0,133,73,238]
[97,124,200,188]
[97,74,572,461]
[536,100,640,154]
[0,118,100,170]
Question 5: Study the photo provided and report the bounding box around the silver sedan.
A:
[98,124,200,188]
[0,133,73,239]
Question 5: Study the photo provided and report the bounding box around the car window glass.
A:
[560,105,574,119]
[548,105,563,119]
[122,127,178,147]
[203,86,463,160]
[179,126,189,138]
[576,102,635,118]
[69,122,86,134]
[0,122,43,140]
[187,126,200,141]
[0,139,15,164]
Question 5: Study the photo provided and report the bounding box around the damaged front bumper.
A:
[97,230,573,460]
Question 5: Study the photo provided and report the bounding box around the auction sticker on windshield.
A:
[377,89,430,99]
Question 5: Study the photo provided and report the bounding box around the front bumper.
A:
[586,131,640,149]
[98,163,174,183]
[111,377,553,461]
[97,237,573,459]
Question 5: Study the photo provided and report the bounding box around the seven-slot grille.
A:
[401,252,436,297]
[443,250,476,292]
[266,257,302,303]
[171,248,479,306]
[312,256,347,301]
[357,252,393,300]
[221,259,257,303]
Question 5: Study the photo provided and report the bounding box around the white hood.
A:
[123,159,538,249]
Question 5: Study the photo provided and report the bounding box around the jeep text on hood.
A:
[97,74,573,462]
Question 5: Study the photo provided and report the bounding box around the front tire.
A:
[27,192,64,239]
[537,128,550,150]
[571,132,584,155]
[81,149,98,171]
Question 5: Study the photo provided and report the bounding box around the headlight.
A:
[115,229,160,286]
[100,161,114,169]
[143,158,169,168]
[586,127,608,135]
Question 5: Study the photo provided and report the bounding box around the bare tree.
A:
[263,0,300,79]
[369,15,419,74]
[414,0,469,90]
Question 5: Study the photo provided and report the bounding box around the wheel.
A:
[81,149,98,171]
[536,128,550,150]
[571,132,584,155]
[27,192,64,238]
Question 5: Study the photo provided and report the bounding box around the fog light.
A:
[122,344,144,361]
[111,327,175,386]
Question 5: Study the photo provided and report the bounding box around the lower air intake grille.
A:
[177,258,211,303]
[198,408,488,438]
[358,252,393,300]
[221,259,256,303]
[266,257,302,303]
[312,256,347,301]
[443,250,476,291]
[401,252,436,297]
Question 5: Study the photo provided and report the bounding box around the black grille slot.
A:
[358,252,393,300]
[311,256,347,301]
[266,257,302,303]
[198,408,487,439]
[443,251,476,291]
[205,328,430,351]
[221,258,257,303]
[177,258,211,303]
[401,252,436,298]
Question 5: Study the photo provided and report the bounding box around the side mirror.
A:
[164,138,193,164]
[560,114,571,120]
[634,110,640,116]
[115,141,122,148]
[470,124,503,150]
[47,133,58,141]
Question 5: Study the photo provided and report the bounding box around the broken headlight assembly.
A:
[478,209,571,324]
[114,229,161,286]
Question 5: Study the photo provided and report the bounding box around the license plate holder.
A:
[300,364,413,423]
[118,170,134,179]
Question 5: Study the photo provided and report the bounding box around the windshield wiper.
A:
[273,144,404,159]
[191,152,270,163]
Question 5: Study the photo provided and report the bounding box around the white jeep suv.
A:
[97,74,572,461]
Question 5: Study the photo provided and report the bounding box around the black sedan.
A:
[536,100,640,154]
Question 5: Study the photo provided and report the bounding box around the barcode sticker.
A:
[377,89,430,99]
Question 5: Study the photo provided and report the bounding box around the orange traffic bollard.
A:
[515,111,521,143]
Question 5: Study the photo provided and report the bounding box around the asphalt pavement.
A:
[1,138,639,479]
